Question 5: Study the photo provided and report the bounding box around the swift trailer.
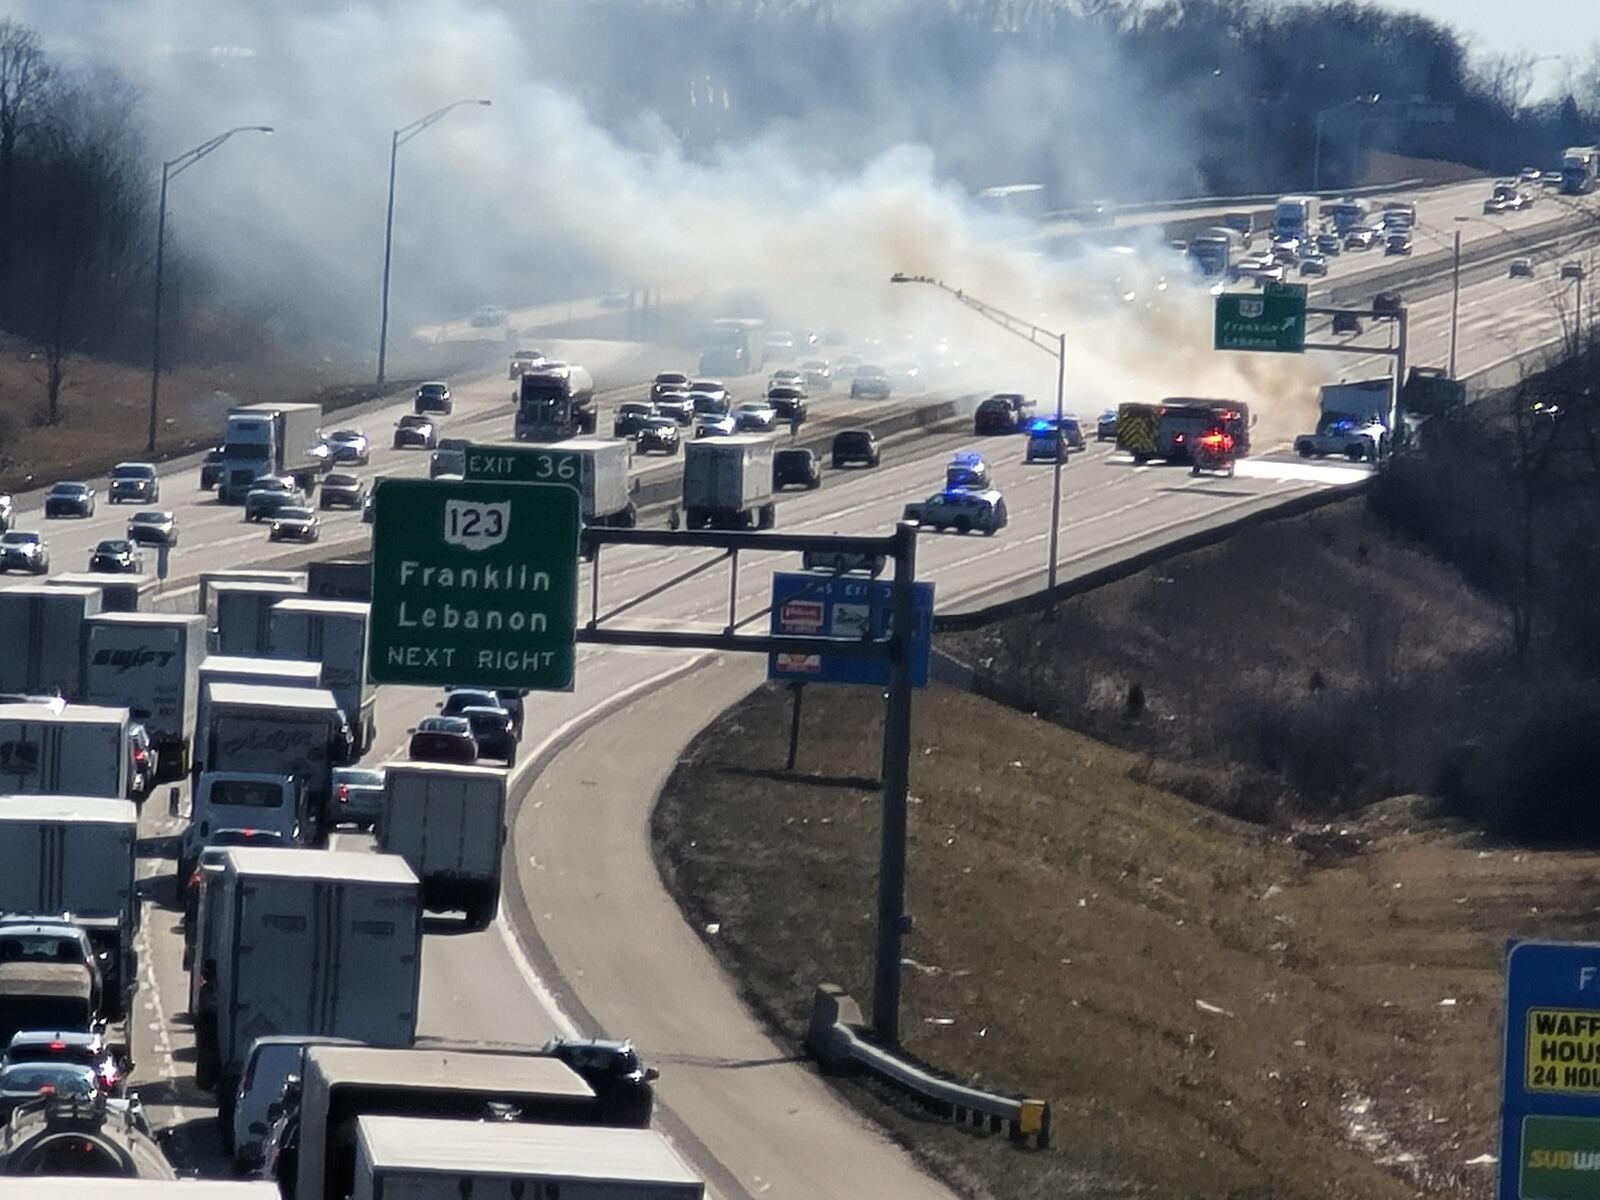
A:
[269,598,376,757]
[1563,146,1600,195]
[352,1116,706,1200]
[1272,195,1318,242]
[0,793,139,1022]
[0,703,130,799]
[216,403,325,504]
[195,849,422,1109]
[0,584,101,696]
[378,763,507,929]
[80,612,205,778]
[295,1045,599,1200]
[514,365,597,442]
[698,317,766,375]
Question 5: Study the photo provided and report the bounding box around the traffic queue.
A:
[0,561,704,1198]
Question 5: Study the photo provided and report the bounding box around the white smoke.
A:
[11,0,1320,424]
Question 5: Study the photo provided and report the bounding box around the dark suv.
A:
[541,1038,658,1127]
[773,448,820,490]
[831,430,880,469]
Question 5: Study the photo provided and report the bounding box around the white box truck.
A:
[269,598,376,756]
[0,702,129,798]
[196,849,421,1106]
[181,683,348,877]
[682,435,775,530]
[377,763,507,929]
[198,569,307,619]
[211,580,305,657]
[197,653,322,700]
[81,612,205,777]
[296,1046,598,1200]
[0,793,140,1021]
[0,584,101,695]
[353,1116,706,1200]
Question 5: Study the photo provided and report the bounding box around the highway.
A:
[7,212,1590,1196]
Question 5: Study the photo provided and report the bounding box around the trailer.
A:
[0,583,101,696]
[197,570,308,619]
[352,1116,706,1200]
[47,572,161,613]
[269,598,376,756]
[681,435,776,530]
[0,702,130,799]
[210,580,307,656]
[81,612,205,777]
[378,763,507,928]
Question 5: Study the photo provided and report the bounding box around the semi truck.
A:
[295,1045,598,1200]
[1294,378,1392,462]
[182,683,348,877]
[1187,226,1245,278]
[514,364,597,441]
[352,1116,706,1200]
[698,317,766,375]
[681,435,776,530]
[0,793,140,1023]
[1272,194,1318,242]
[269,598,376,756]
[1562,145,1600,195]
[193,848,422,1110]
[210,580,308,657]
[0,702,130,799]
[378,763,507,929]
[216,403,326,504]
[0,584,101,696]
[81,612,205,777]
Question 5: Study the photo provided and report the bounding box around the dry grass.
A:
[0,335,482,492]
[943,499,1510,820]
[655,681,1600,1199]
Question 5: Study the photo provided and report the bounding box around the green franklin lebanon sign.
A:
[1520,1115,1600,1199]
[368,478,579,691]
[1214,285,1307,354]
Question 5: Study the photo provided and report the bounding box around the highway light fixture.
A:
[148,126,274,455]
[1312,93,1380,193]
[377,99,493,387]
[890,273,1068,592]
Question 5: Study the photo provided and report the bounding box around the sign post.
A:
[367,478,579,691]
[1214,281,1308,354]
[1501,940,1600,1200]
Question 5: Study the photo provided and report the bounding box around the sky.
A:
[1371,0,1595,100]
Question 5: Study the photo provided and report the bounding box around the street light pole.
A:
[890,273,1068,591]
[376,98,491,387]
[1449,228,1461,378]
[147,125,274,455]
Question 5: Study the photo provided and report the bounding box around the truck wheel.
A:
[954,517,972,534]
[1132,453,1149,464]
[759,504,776,530]
[1296,442,1312,458]
[1346,445,1366,462]
[466,892,498,932]
[619,504,637,529]
[195,1050,218,1093]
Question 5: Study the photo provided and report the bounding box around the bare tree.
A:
[0,19,51,288]
[1475,48,1539,117]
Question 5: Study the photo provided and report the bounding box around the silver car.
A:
[330,766,386,830]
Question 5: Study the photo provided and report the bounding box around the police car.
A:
[945,450,991,490]
[902,486,1008,535]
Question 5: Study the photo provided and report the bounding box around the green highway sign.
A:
[464,443,583,489]
[1214,286,1307,354]
[368,478,579,691]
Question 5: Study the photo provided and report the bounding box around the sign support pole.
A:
[872,521,918,1045]
[786,682,804,772]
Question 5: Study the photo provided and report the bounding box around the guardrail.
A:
[805,983,1052,1149]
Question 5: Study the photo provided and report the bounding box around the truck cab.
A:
[176,773,310,883]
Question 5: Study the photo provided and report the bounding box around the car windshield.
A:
[517,351,543,360]
[0,533,38,546]
[0,1064,96,1094]
[331,431,362,441]
[96,541,131,554]
[208,780,284,808]
[208,829,286,847]
[334,768,385,786]
[620,404,651,415]
[837,433,871,447]
[419,385,446,397]
[276,508,314,521]
[324,475,358,488]
[400,416,428,428]
[655,373,687,384]
[420,717,471,734]
[252,479,291,493]
[4,1043,97,1066]
[130,512,169,525]
[48,484,85,496]
[739,404,768,413]
[111,465,152,479]
[0,934,84,963]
